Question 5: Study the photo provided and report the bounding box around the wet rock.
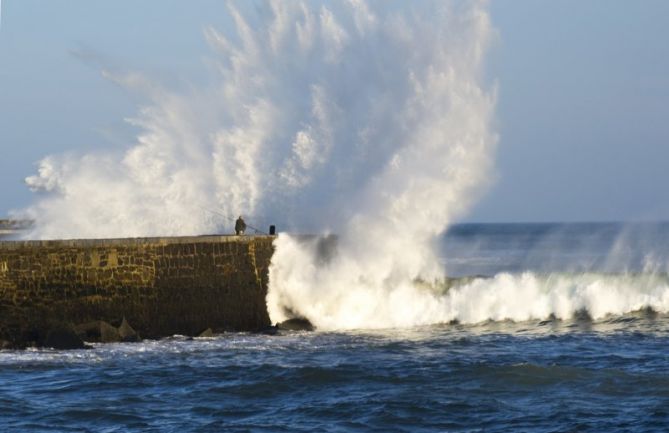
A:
[277,318,314,331]
[197,328,214,338]
[44,327,88,350]
[101,321,123,342]
[74,321,121,343]
[259,325,279,335]
[118,317,140,342]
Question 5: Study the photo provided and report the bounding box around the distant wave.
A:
[439,271,669,325]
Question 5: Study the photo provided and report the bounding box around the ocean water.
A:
[2,223,669,432]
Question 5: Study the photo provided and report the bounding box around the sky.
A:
[0,0,668,223]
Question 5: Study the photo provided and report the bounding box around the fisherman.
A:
[235,216,247,235]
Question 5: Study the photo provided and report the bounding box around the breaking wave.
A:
[266,1,498,329]
[269,233,669,329]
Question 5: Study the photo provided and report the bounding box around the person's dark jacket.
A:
[235,217,247,235]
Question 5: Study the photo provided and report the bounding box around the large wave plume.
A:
[266,1,498,329]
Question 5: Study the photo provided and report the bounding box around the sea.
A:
[2,222,669,432]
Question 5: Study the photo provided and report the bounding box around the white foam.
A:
[447,272,669,324]
[270,258,669,330]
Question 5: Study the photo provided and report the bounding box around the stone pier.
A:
[0,235,275,348]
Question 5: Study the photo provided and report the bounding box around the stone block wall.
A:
[0,235,275,346]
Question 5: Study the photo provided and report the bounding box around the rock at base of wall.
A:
[118,317,140,342]
[44,328,88,350]
[277,318,314,331]
[197,328,214,338]
[74,321,122,343]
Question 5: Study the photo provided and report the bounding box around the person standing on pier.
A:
[235,216,247,235]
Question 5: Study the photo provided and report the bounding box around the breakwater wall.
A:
[0,235,275,347]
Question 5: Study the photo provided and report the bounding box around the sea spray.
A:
[25,1,499,238]
[267,2,498,329]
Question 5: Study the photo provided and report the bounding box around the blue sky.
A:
[1,0,668,222]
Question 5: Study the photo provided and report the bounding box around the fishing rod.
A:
[197,205,269,235]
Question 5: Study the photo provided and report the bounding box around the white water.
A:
[269,230,669,329]
[445,272,669,325]
[266,1,498,329]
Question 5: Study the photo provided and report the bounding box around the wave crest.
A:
[269,234,669,329]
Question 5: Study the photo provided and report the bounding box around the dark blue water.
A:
[2,223,669,432]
